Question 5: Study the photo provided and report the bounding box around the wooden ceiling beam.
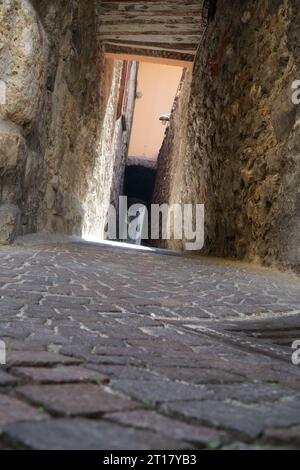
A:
[98,2,202,14]
[104,44,195,63]
[100,0,201,3]
[99,11,201,18]
[100,16,201,25]
[98,36,200,48]
[103,39,197,53]
[99,23,201,34]
[103,44,197,55]
[99,33,201,41]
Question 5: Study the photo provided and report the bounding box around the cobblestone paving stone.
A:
[0,240,300,449]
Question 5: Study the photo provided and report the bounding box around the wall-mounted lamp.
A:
[159,114,170,126]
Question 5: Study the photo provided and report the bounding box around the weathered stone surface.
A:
[0,204,20,244]
[0,370,18,386]
[0,394,47,427]
[161,400,300,439]
[105,410,228,446]
[3,418,188,450]
[82,58,137,240]
[160,401,265,439]
[151,366,245,384]
[85,364,157,381]
[0,238,300,449]
[154,0,300,271]
[12,366,109,385]
[6,351,82,367]
[111,379,214,404]
[263,426,300,447]
[0,0,137,241]
[0,120,26,172]
[206,383,295,403]
[223,442,287,450]
[0,0,48,127]
[153,69,192,251]
[17,383,140,416]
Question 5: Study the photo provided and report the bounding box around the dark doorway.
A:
[123,164,156,245]
[124,164,156,209]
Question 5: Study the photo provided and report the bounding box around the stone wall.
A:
[154,0,300,271]
[31,0,104,236]
[153,69,192,250]
[0,0,135,243]
[0,0,48,242]
[82,60,137,240]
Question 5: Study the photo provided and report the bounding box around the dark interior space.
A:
[123,165,156,210]
[123,165,157,245]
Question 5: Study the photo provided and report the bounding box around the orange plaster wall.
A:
[128,61,183,161]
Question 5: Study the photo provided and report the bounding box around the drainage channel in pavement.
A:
[183,313,300,362]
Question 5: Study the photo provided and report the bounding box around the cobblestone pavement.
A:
[0,240,300,449]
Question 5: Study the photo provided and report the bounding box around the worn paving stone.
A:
[60,345,144,366]
[3,419,189,450]
[111,379,214,404]
[160,400,264,438]
[17,384,140,416]
[84,355,144,367]
[6,351,83,368]
[167,350,300,387]
[161,400,300,439]
[207,383,297,403]
[222,442,288,450]
[263,426,300,447]
[126,338,192,352]
[0,370,18,386]
[151,366,245,384]
[105,410,228,447]
[85,364,158,381]
[12,366,110,385]
[0,394,47,427]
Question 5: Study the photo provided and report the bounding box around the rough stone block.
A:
[0,0,48,126]
[111,379,214,404]
[3,418,188,450]
[105,410,228,447]
[6,351,83,367]
[207,383,295,403]
[0,204,20,245]
[263,426,300,447]
[161,400,300,439]
[0,394,47,427]
[152,366,245,384]
[17,384,140,416]
[0,119,26,170]
[0,370,18,386]
[85,364,157,381]
[13,366,109,385]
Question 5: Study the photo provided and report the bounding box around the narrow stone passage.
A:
[0,241,300,449]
